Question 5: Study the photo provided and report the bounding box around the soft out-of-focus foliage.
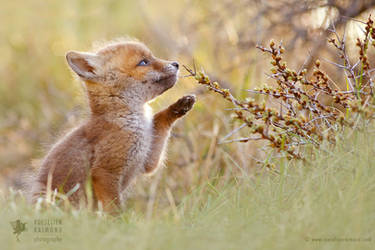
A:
[188,16,375,164]
[1,0,375,212]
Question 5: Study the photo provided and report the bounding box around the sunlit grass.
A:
[1,127,375,250]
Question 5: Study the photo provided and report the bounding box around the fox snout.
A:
[171,61,179,69]
[167,61,179,71]
[154,61,179,90]
[160,60,179,77]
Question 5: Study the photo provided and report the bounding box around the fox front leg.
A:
[144,95,196,174]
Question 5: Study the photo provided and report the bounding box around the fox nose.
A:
[171,62,179,69]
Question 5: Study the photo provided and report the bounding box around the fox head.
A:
[66,41,179,110]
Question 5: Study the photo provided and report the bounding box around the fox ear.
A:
[66,51,102,81]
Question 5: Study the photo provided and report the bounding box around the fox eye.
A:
[137,59,149,66]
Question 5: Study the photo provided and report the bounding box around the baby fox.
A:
[30,40,195,213]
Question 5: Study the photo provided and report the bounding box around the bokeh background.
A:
[1,0,375,214]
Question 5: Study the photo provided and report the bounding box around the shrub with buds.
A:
[185,16,375,164]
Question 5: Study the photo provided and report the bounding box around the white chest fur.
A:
[110,105,153,194]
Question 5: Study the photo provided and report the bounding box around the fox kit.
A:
[30,40,195,213]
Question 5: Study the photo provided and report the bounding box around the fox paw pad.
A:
[171,95,196,116]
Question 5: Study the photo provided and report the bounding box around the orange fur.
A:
[30,40,195,213]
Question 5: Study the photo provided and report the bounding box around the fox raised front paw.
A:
[170,95,196,117]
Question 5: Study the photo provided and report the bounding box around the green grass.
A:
[1,127,374,250]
